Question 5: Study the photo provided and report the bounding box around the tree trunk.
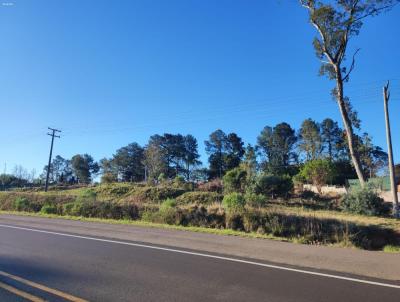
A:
[335,69,366,187]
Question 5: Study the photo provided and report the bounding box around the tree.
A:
[320,118,345,160]
[298,118,323,161]
[143,133,200,181]
[113,143,145,182]
[300,0,399,186]
[257,123,297,175]
[225,133,245,171]
[0,173,28,189]
[70,154,99,183]
[299,159,337,193]
[205,130,227,178]
[242,144,258,178]
[99,158,118,183]
[143,137,167,181]
[357,133,388,178]
[223,167,247,193]
[205,130,245,178]
[161,133,186,177]
[182,135,201,181]
[255,174,293,199]
[12,165,29,181]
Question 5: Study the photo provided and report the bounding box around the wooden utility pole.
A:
[45,127,61,192]
[383,81,398,218]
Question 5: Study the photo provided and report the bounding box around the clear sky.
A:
[1,0,399,175]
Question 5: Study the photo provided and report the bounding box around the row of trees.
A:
[38,117,387,186]
[0,117,388,189]
[257,118,387,178]
[100,134,201,183]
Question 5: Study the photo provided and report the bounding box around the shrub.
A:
[96,183,132,197]
[158,173,167,183]
[149,199,179,225]
[62,200,140,219]
[383,245,400,253]
[176,192,223,205]
[128,186,186,203]
[341,186,390,216]
[300,190,318,200]
[160,198,176,211]
[242,209,263,233]
[13,197,31,211]
[101,173,118,183]
[255,174,293,198]
[222,193,246,212]
[298,159,336,193]
[223,168,247,193]
[197,179,223,193]
[40,204,58,215]
[76,189,97,203]
[63,202,82,216]
[244,193,267,208]
[13,197,42,212]
[173,176,185,187]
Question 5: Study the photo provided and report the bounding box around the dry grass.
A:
[270,205,400,232]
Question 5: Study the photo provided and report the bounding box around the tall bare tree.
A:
[300,0,399,186]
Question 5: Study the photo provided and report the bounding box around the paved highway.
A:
[0,219,399,301]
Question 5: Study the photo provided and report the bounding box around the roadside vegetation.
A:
[1,179,399,252]
[2,1,400,253]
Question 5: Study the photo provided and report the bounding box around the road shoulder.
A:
[0,213,399,282]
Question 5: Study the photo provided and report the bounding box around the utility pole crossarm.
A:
[45,127,61,192]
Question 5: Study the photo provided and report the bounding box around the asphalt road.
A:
[0,222,399,301]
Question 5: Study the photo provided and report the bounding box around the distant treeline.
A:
[0,117,388,188]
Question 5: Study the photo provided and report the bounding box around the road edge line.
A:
[1,223,399,290]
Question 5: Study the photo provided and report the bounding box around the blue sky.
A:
[0,0,399,175]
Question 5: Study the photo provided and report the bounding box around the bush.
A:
[40,204,58,215]
[173,176,185,187]
[223,167,247,193]
[62,200,140,219]
[298,159,336,193]
[244,193,267,208]
[13,196,42,212]
[300,190,318,200]
[128,186,186,203]
[341,186,390,216]
[158,173,167,183]
[76,189,97,203]
[96,183,132,197]
[63,202,83,216]
[160,198,176,210]
[147,199,178,225]
[176,192,223,205]
[255,174,293,198]
[13,197,31,211]
[101,173,118,184]
[197,179,223,193]
[222,193,246,212]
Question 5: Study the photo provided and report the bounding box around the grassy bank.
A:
[1,183,399,252]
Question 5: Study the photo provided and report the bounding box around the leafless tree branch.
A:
[342,48,360,82]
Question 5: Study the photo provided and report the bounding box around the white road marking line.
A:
[0,223,399,290]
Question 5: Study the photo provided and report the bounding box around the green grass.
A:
[383,245,400,253]
[0,210,295,242]
[1,184,399,251]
